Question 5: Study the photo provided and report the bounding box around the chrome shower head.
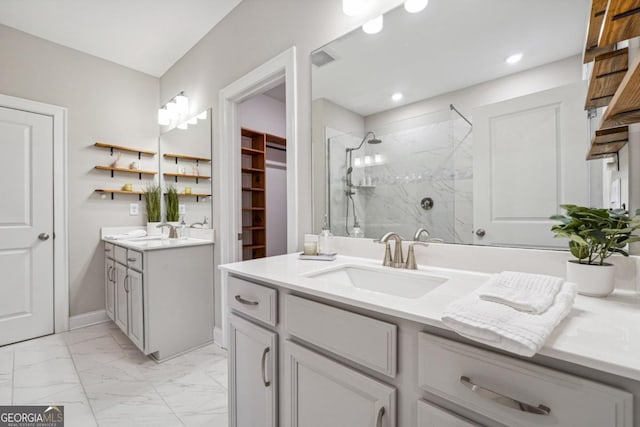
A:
[368,137,382,144]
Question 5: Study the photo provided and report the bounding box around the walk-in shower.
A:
[345,131,382,236]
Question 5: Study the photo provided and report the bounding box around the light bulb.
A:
[505,53,523,64]
[157,108,170,125]
[343,0,365,16]
[188,116,198,125]
[404,0,429,13]
[175,94,189,115]
[177,121,188,130]
[354,157,362,167]
[362,15,383,34]
[197,110,207,120]
[391,92,403,102]
[364,155,372,165]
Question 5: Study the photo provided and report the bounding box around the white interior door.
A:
[473,82,589,248]
[0,106,54,346]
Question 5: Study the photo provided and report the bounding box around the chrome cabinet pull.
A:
[127,257,137,262]
[235,295,259,306]
[124,275,129,293]
[376,406,385,427]
[261,347,270,387]
[107,266,113,282]
[105,247,112,253]
[460,376,550,415]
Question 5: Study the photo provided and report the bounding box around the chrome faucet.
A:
[374,232,404,268]
[405,228,444,270]
[157,223,178,239]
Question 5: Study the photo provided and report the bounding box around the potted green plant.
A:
[144,184,161,236]
[550,204,640,297]
[165,185,180,223]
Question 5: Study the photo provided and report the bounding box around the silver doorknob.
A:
[38,233,50,241]
[475,228,486,237]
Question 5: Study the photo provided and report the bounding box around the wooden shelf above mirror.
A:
[585,48,628,109]
[586,125,629,159]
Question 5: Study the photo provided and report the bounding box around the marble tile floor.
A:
[0,322,229,426]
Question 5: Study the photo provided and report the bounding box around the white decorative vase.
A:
[147,222,161,236]
[566,260,615,297]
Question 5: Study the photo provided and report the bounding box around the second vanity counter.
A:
[220,253,640,382]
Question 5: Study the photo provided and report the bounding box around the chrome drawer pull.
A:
[261,347,270,387]
[235,295,259,306]
[460,376,550,415]
[376,406,385,427]
[127,257,137,262]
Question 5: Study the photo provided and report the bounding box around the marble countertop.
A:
[103,236,213,251]
[220,253,640,381]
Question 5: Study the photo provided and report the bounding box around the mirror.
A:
[159,108,212,226]
[311,0,629,249]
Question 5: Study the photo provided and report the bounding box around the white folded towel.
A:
[441,282,576,357]
[478,271,564,314]
[104,229,147,240]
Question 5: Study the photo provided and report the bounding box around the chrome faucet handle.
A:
[376,232,405,268]
[413,228,431,242]
[157,223,178,239]
[405,242,429,270]
[374,239,393,267]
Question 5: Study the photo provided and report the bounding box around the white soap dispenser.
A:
[318,214,334,255]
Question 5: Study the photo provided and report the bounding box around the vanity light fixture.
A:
[404,0,429,13]
[392,92,403,101]
[187,116,198,125]
[177,121,188,130]
[505,53,523,64]
[158,108,170,126]
[354,157,362,167]
[197,110,207,120]
[364,155,372,165]
[362,15,383,34]
[374,153,382,163]
[158,92,190,127]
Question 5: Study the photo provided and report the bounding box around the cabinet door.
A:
[114,262,128,333]
[104,257,115,321]
[284,340,396,427]
[229,313,277,427]
[127,269,144,352]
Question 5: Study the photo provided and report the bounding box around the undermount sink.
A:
[305,264,449,298]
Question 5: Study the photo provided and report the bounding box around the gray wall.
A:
[160,0,403,327]
[0,24,159,316]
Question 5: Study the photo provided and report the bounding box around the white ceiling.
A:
[312,0,590,117]
[0,0,242,77]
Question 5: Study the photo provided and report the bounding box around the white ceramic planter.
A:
[566,260,615,297]
[147,222,162,236]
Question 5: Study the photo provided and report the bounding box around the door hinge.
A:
[237,233,243,241]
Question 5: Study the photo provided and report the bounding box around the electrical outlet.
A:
[179,204,186,214]
[129,203,139,216]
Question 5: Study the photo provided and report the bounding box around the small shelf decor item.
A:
[166,186,180,222]
[144,184,162,236]
[550,204,640,297]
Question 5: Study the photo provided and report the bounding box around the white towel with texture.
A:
[441,282,576,357]
[478,271,564,314]
[104,229,147,240]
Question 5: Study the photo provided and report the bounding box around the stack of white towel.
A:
[441,271,576,357]
[104,229,147,240]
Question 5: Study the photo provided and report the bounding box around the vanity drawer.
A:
[228,275,277,326]
[418,333,633,427]
[126,249,143,271]
[285,294,397,377]
[114,245,127,265]
[104,242,114,260]
[417,400,481,427]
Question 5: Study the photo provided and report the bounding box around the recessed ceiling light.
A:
[392,92,403,101]
[505,53,523,64]
[404,0,429,13]
[362,15,383,34]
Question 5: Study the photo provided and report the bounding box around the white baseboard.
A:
[69,309,110,330]
[213,326,224,349]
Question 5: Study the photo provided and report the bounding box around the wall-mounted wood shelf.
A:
[95,189,144,200]
[586,125,629,159]
[163,192,211,202]
[163,153,211,163]
[584,0,615,63]
[94,142,156,157]
[600,56,640,128]
[163,172,211,184]
[95,165,157,179]
[585,48,628,109]
[599,0,640,47]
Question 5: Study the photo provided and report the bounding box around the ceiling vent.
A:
[311,50,336,67]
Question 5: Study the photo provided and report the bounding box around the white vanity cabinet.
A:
[229,313,277,427]
[104,240,214,360]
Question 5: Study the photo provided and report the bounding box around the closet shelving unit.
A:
[93,142,157,199]
[241,128,267,260]
[583,0,640,160]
